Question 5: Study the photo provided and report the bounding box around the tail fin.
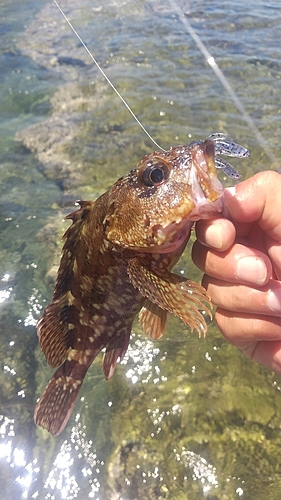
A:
[34,360,87,436]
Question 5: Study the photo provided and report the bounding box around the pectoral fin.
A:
[127,258,211,337]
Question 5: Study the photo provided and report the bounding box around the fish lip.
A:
[152,139,224,251]
[191,139,224,200]
[185,139,224,220]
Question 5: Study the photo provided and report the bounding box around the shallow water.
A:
[0,0,281,499]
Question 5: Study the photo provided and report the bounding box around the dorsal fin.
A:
[37,201,97,367]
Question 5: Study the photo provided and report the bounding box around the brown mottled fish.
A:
[34,136,249,436]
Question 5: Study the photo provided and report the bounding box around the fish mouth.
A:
[149,139,224,254]
[186,138,224,219]
[127,139,224,255]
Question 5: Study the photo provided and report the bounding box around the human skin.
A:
[192,171,281,374]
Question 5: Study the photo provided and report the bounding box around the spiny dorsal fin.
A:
[55,200,95,298]
[37,201,97,367]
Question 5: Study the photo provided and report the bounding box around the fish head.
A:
[105,138,224,253]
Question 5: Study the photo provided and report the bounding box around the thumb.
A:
[224,171,281,243]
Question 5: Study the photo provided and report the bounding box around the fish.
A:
[34,135,249,436]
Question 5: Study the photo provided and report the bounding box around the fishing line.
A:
[54,0,278,167]
[53,0,167,152]
[168,0,279,168]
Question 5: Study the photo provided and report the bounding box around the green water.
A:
[0,0,280,499]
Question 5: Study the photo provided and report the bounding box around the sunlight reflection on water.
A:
[0,279,11,315]
[43,418,104,499]
[0,416,39,499]
[121,333,161,385]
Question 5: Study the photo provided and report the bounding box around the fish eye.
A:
[142,160,170,187]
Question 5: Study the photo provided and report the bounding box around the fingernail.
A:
[224,186,236,198]
[267,289,281,312]
[223,186,238,214]
[236,256,268,285]
[204,223,223,249]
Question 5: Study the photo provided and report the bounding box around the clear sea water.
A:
[0,1,280,499]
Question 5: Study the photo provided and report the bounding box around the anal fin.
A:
[102,329,131,380]
[139,300,169,340]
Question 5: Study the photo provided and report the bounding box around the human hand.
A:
[192,171,281,374]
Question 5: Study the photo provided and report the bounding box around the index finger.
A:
[195,217,236,251]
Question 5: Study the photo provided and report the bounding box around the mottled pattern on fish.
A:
[34,136,249,436]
